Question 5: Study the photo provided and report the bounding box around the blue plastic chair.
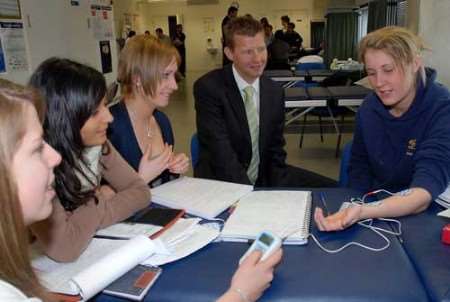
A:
[190,133,200,168]
[338,140,353,187]
[295,62,326,71]
[293,81,319,88]
[294,62,325,87]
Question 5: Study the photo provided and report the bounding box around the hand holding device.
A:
[239,231,282,265]
[221,243,282,302]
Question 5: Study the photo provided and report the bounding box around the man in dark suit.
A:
[194,16,335,187]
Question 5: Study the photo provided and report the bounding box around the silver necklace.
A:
[128,107,153,139]
[146,116,153,139]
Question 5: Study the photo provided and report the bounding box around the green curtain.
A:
[311,22,325,49]
[368,0,387,32]
[324,12,358,66]
[386,1,398,26]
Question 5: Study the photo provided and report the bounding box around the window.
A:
[397,0,408,27]
[358,5,368,42]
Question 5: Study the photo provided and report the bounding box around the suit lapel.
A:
[258,77,271,153]
[224,65,251,144]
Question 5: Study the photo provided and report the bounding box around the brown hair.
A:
[358,26,427,84]
[0,80,51,300]
[224,16,264,49]
[117,34,180,98]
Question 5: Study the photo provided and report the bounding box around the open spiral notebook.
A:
[220,190,312,245]
[436,184,450,209]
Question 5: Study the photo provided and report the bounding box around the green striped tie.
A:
[243,86,260,184]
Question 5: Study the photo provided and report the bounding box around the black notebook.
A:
[131,207,185,226]
[103,265,162,301]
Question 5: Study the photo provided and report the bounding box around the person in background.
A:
[263,23,274,46]
[315,26,450,231]
[144,30,151,36]
[29,58,151,262]
[284,22,303,51]
[274,15,289,43]
[194,16,336,187]
[260,17,269,27]
[267,30,290,70]
[108,35,189,188]
[222,6,239,66]
[0,80,61,301]
[125,30,136,44]
[173,24,186,77]
[155,28,171,45]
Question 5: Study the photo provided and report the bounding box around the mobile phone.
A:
[129,208,185,226]
[103,265,162,300]
[239,231,282,264]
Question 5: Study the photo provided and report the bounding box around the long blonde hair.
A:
[117,34,180,98]
[358,26,427,85]
[0,79,50,300]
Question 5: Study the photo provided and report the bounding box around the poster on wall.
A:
[0,37,6,73]
[0,0,21,19]
[99,40,112,74]
[0,22,28,72]
[90,0,112,5]
[90,1,113,41]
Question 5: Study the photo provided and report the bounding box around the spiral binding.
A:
[302,193,312,239]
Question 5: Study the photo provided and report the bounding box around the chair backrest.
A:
[293,81,319,88]
[296,62,326,71]
[190,133,200,168]
[338,140,353,187]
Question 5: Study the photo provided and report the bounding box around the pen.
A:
[93,235,128,240]
[319,192,330,217]
[228,201,239,214]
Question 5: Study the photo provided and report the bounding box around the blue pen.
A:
[319,192,330,217]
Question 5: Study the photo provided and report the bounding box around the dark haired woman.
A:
[29,58,151,262]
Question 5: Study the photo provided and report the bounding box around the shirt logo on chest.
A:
[406,139,416,156]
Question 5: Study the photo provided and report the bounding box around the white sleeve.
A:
[0,280,42,302]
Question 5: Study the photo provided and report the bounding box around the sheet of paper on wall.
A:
[151,176,253,219]
[0,37,5,73]
[0,22,29,72]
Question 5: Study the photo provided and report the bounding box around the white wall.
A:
[0,0,118,85]
[132,0,326,72]
[113,0,142,37]
[418,0,450,86]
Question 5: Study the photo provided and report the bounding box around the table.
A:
[284,87,327,126]
[327,86,372,112]
[94,188,436,302]
[399,202,450,302]
[265,69,335,88]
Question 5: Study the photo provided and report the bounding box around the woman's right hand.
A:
[220,248,283,302]
[314,204,362,231]
[138,142,172,183]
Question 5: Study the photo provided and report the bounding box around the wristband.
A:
[233,287,251,302]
